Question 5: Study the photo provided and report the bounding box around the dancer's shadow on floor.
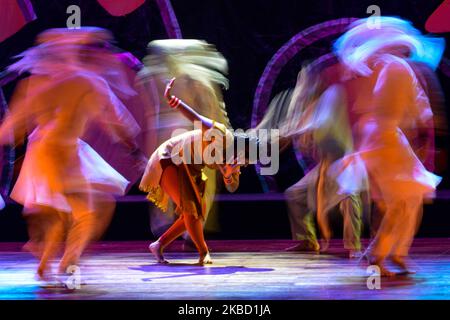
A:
[129,263,274,282]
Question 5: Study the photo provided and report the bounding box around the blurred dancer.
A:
[369,60,448,236]
[334,17,444,275]
[83,51,150,189]
[407,60,447,172]
[140,79,255,265]
[137,40,231,249]
[257,58,365,257]
[0,28,143,283]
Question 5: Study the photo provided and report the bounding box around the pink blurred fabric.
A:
[82,52,150,190]
[0,0,36,42]
[97,0,146,16]
[426,0,450,33]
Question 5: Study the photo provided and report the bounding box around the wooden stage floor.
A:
[0,239,449,300]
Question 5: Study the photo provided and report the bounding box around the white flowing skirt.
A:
[11,136,129,213]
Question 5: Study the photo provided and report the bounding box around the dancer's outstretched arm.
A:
[165,78,240,191]
[164,78,215,130]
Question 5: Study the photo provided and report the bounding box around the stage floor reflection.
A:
[0,239,449,300]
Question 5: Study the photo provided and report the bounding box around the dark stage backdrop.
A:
[0,0,449,240]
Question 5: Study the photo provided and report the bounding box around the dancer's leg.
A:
[58,193,94,273]
[23,207,47,260]
[149,164,186,262]
[340,194,362,255]
[285,182,319,251]
[156,164,211,264]
[285,182,317,241]
[37,211,66,280]
[182,168,218,252]
[150,215,186,263]
[390,197,422,272]
[316,159,331,250]
[366,199,403,276]
[183,213,210,264]
[159,215,187,246]
[371,200,386,238]
[159,165,185,245]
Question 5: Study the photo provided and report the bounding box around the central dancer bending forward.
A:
[140,79,256,265]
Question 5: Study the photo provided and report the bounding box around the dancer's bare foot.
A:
[55,267,86,290]
[36,265,65,288]
[199,252,212,265]
[285,240,320,252]
[36,268,46,282]
[38,278,65,289]
[391,256,416,274]
[149,241,168,264]
[368,256,395,277]
[36,263,51,282]
[378,264,396,277]
[319,240,329,253]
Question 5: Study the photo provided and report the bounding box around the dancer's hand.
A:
[219,162,240,183]
[164,78,181,108]
[164,78,176,100]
